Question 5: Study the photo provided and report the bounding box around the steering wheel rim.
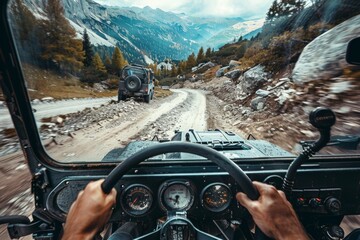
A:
[102,142,259,199]
[101,142,270,239]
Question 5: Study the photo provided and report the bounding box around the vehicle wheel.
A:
[125,75,141,92]
[144,94,150,103]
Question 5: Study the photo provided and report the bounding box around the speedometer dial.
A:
[121,184,153,216]
[159,181,194,211]
[201,183,231,212]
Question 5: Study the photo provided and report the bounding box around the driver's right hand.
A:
[236,181,310,240]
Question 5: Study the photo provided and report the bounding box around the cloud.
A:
[93,0,273,19]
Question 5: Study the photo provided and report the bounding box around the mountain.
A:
[206,18,265,49]
[23,0,263,64]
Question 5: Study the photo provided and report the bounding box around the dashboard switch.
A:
[325,197,341,214]
[296,197,306,206]
[309,198,322,208]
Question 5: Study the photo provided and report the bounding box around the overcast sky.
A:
[93,0,274,19]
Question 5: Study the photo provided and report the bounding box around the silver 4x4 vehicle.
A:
[118,64,155,103]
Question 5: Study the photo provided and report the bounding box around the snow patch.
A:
[144,55,154,65]
[68,20,114,47]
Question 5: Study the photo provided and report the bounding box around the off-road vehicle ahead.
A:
[118,64,155,103]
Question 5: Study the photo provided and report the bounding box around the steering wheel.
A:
[101,142,269,240]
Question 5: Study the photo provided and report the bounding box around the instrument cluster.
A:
[120,179,233,217]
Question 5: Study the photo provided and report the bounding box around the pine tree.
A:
[112,46,127,74]
[266,0,305,22]
[171,64,177,77]
[205,48,212,58]
[83,29,94,67]
[266,0,280,21]
[10,0,41,63]
[92,53,106,73]
[186,52,197,71]
[196,47,205,64]
[104,55,112,72]
[40,0,84,72]
[10,0,37,47]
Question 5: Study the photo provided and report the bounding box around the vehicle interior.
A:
[1,0,360,239]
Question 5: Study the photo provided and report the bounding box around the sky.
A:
[93,0,274,19]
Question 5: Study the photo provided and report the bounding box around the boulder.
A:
[251,97,266,111]
[225,69,241,80]
[229,60,241,69]
[255,89,271,97]
[239,65,270,94]
[192,61,216,73]
[292,15,360,84]
[216,66,229,77]
[41,97,54,102]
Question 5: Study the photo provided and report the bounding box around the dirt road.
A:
[47,89,209,162]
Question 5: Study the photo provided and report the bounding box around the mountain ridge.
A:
[23,0,264,64]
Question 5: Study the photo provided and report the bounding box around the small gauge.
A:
[121,185,153,216]
[201,183,231,212]
[159,181,194,211]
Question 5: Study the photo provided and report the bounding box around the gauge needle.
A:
[131,197,139,205]
[168,197,179,204]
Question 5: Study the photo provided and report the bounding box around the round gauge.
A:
[201,183,231,212]
[159,181,194,211]
[121,184,153,216]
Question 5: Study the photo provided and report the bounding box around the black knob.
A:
[309,107,336,129]
[325,197,341,214]
[324,225,344,240]
[309,198,321,208]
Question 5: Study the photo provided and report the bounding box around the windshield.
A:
[3,0,360,163]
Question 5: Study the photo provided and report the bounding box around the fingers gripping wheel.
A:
[101,142,271,240]
[125,75,142,92]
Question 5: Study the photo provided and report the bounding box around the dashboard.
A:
[46,160,360,225]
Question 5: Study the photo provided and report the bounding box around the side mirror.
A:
[346,37,360,65]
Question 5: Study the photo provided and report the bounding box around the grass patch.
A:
[158,77,179,86]
[155,87,172,98]
[23,64,117,100]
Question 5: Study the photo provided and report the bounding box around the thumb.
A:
[236,192,254,210]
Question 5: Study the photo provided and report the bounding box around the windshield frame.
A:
[1,0,360,171]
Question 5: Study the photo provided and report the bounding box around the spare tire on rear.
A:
[125,75,141,92]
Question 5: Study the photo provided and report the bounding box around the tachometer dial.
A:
[201,183,231,212]
[159,181,194,211]
[121,185,153,216]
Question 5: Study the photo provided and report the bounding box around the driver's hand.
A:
[236,181,309,240]
[62,179,117,240]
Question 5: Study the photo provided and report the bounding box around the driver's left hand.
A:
[61,179,117,240]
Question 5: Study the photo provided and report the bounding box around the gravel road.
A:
[0,96,115,130]
[47,89,208,162]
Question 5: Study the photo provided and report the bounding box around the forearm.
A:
[274,219,310,240]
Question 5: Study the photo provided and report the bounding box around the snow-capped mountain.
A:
[23,0,264,64]
[207,18,265,49]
